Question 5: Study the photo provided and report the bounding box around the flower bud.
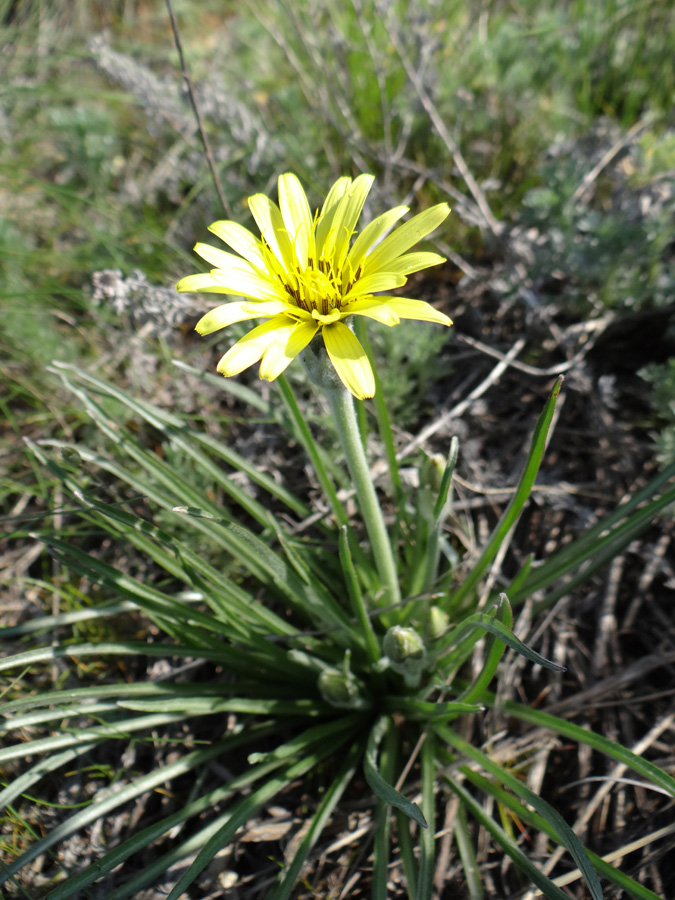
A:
[382,626,428,687]
[318,668,366,709]
[423,605,449,642]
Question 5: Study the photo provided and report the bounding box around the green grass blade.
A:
[437,724,603,900]
[0,712,187,766]
[511,480,675,610]
[458,593,512,704]
[0,742,102,814]
[51,361,309,517]
[276,373,350,526]
[0,640,312,686]
[463,768,664,900]
[364,716,427,829]
[267,740,362,900]
[418,736,437,900]
[502,700,675,798]
[449,376,563,611]
[0,737,235,885]
[435,607,565,672]
[164,747,333,900]
[510,459,675,600]
[42,722,280,900]
[443,774,573,900]
[382,697,483,722]
[454,801,484,900]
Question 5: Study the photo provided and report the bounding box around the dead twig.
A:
[165,0,232,217]
[570,119,647,205]
[382,5,501,237]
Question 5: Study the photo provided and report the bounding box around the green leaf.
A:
[437,724,603,900]
[458,593,513,704]
[502,699,675,799]
[463,768,665,900]
[164,749,329,900]
[444,773,573,900]
[363,716,428,829]
[267,741,362,900]
[448,376,563,611]
[434,602,565,672]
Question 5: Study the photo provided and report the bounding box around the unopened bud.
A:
[318,669,366,709]
[423,605,449,641]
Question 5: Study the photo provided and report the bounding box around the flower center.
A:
[282,257,345,318]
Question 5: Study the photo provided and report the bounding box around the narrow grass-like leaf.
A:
[0,640,312,686]
[419,736,437,900]
[432,435,459,521]
[339,525,381,663]
[454,801,484,900]
[40,722,280,900]
[276,373,350,526]
[364,716,427,829]
[1,701,119,732]
[51,361,308,517]
[395,805,418,900]
[372,715,396,900]
[382,697,482,722]
[463,768,664,900]
[164,748,332,900]
[510,474,675,610]
[0,742,102,814]
[117,697,330,716]
[458,593,513,704]
[268,740,362,900]
[437,724,603,900]
[0,601,138,638]
[502,699,675,798]
[0,736,240,885]
[448,376,563,611]
[443,774,573,900]
[0,712,186,766]
[435,608,565,672]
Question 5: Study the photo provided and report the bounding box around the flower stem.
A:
[325,385,401,611]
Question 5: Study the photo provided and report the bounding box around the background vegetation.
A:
[1,0,674,897]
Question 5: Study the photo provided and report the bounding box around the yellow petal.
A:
[247,193,296,272]
[207,220,267,268]
[322,321,375,399]
[278,173,314,269]
[315,177,353,260]
[195,301,262,335]
[312,308,341,325]
[343,206,408,281]
[344,298,400,327]
[209,268,290,303]
[383,251,447,276]
[375,296,452,326]
[364,203,450,274]
[259,319,318,381]
[194,242,260,273]
[326,174,375,270]
[342,271,406,300]
[216,317,293,376]
[177,273,231,294]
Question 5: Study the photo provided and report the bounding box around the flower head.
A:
[177,173,451,399]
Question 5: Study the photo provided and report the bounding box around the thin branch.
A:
[382,5,501,237]
[165,0,232,217]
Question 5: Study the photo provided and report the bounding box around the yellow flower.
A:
[177,173,452,400]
